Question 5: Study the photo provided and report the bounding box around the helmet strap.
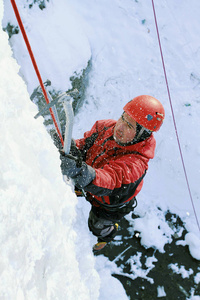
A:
[136,126,145,140]
[128,123,152,145]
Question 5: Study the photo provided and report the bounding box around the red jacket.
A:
[76,119,156,209]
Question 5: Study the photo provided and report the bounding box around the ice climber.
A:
[58,95,165,251]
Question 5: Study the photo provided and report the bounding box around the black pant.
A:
[88,198,137,242]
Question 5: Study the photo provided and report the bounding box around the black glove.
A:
[69,139,83,167]
[60,151,95,189]
[53,134,82,159]
[53,132,63,150]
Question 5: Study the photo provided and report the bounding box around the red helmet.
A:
[123,95,165,131]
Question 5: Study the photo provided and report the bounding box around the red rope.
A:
[10,0,64,147]
[151,0,200,233]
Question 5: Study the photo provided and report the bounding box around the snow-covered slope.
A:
[0,2,100,299]
[1,0,200,299]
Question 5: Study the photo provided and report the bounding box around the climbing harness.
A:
[151,0,200,233]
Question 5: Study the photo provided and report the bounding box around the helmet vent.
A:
[146,114,153,121]
[156,112,164,122]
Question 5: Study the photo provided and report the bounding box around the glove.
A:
[53,134,82,161]
[69,139,83,167]
[52,132,63,150]
[60,151,95,189]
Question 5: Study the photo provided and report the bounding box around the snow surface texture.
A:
[0,2,100,300]
[1,0,200,299]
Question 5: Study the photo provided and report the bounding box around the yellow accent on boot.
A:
[93,242,107,251]
[115,223,119,230]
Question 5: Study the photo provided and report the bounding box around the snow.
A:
[194,273,200,285]
[157,285,166,298]
[185,233,200,261]
[1,0,200,299]
[127,206,174,253]
[169,263,194,279]
[0,2,99,299]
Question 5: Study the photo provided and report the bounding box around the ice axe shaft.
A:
[62,95,74,155]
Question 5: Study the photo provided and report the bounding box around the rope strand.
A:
[151,0,200,233]
[10,0,64,147]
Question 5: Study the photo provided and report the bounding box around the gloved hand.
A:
[69,139,83,167]
[60,151,95,189]
[53,134,82,159]
[60,151,82,177]
[52,132,63,150]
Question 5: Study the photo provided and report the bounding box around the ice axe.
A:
[34,86,78,154]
